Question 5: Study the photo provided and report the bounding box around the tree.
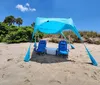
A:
[16,18,23,27]
[3,15,15,26]
[31,22,35,27]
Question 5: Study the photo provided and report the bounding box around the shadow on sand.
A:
[30,50,75,64]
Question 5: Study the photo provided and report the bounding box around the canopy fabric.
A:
[24,17,98,66]
[34,17,82,40]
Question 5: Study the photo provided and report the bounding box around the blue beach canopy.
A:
[34,17,82,40]
[24,17,98,66]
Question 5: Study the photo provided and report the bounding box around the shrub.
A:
[0,22,44,43]
[0,22,100,44]
[94,41,100,45]
[49,38,59,43]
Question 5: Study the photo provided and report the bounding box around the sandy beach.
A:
[0,42,100,85]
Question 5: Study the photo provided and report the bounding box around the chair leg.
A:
[62,54,68,59]
[56,50,58,56]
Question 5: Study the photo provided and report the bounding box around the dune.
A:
[0,42,100,85]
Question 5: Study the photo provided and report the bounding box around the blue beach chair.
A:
[34,40,47,54]
[56,40,69,58]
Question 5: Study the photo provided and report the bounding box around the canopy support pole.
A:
[24,30,36,62]
[61,32,75,49]
[82,41,98,66]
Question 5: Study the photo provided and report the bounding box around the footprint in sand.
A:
[19,64,24,68]
[49,80,61,84]
[16,59,21,63]
[93,71,97,75]
[71,71,75,74]
[91,75,97,80]
[28,65,31,68]
[84,72,89,77]
[2,74,5,78]
[24,79,30,83]
[7,58,13,61]
[24,77,30,83]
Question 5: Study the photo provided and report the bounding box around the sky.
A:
[0,0,100,32]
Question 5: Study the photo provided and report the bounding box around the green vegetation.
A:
[16,18,23,27]
[48,31,100,45]
[0,15,100,44]
[3,15,15,26]
[0,15,44,43]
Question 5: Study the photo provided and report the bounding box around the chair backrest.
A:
[37,40,46,51]
[58,40,67,51]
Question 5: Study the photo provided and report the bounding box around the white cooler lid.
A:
[46,47,57,55]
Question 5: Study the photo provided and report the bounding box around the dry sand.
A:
[0,42,100,85]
